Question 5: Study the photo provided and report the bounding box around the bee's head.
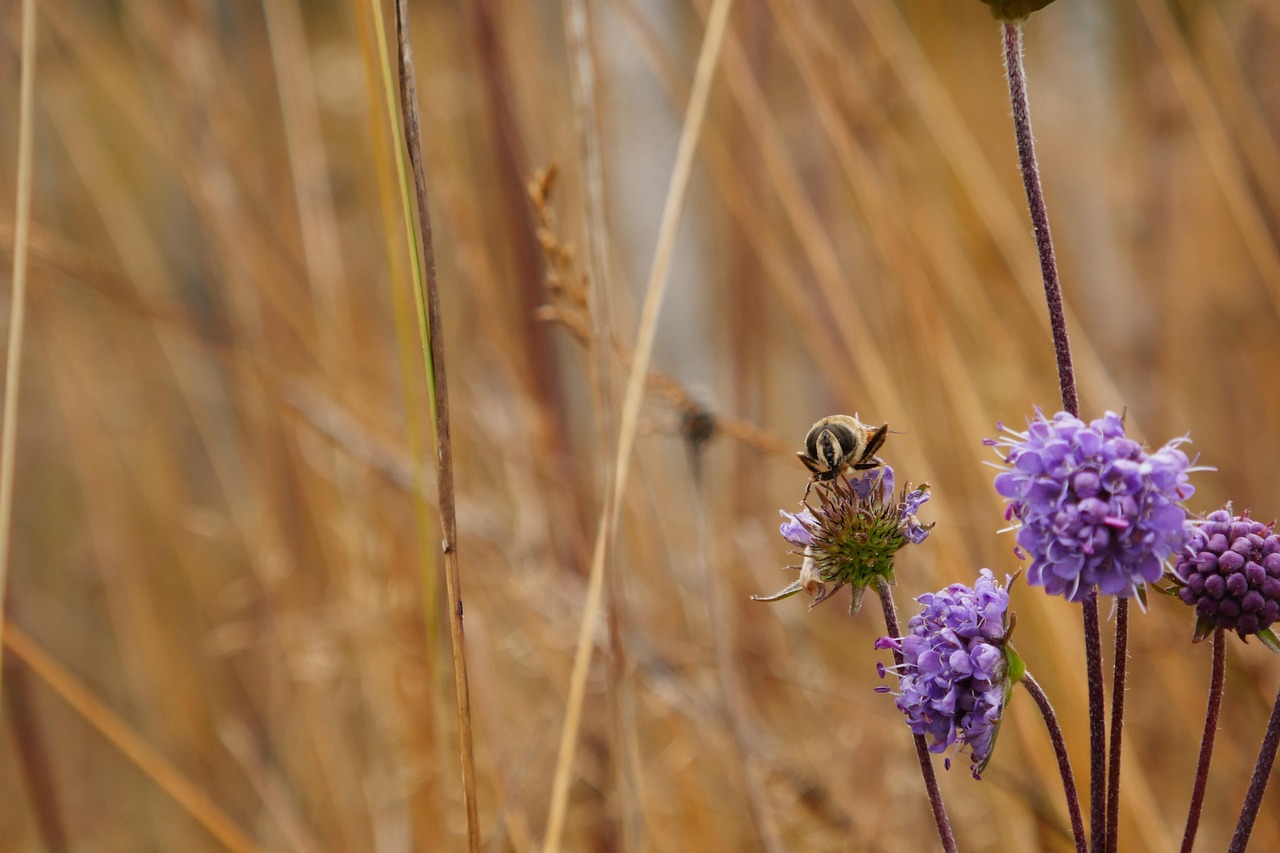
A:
[814,422,860,470]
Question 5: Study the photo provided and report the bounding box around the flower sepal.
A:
[1257,627,1280,656]
[1192,616,1216,645]
[1003,642,1027,686]
[751,579,808,604]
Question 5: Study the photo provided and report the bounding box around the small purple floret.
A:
[878,569,1011,779]
[990,409,1195,602]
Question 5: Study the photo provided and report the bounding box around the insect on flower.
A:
[797,414,889,501]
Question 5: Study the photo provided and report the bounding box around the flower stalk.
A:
[1180,627,1225,853]
[1023,672,1086,853]
[876,578,957,853]
[1229,683,1280,852]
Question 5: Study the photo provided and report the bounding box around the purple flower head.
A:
[877,570,1019,779]
[1168,508,1280,644]
[756,466,934,613]
[990,409,1196,602]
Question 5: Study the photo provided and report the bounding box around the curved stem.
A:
[1181,627,1225,853]
[1228,681,1280,852]
[876,578,957,853]
[1105,599,1128,853]
[1023,673,1087,853]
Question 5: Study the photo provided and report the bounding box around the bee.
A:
[797,414,889,498]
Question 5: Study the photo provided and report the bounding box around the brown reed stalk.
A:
[543,1,735,848]
[0,0,37,705]
[393,2,480,849]
[1,622,263,853]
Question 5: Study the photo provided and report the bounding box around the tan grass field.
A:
[1,1,1279,850]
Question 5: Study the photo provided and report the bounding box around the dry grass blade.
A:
[0,0,37,704]
[542,0,735,849]
[1,622,264,853]
[392,1,480,850]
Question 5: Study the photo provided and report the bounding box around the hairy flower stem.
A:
[1082,593,1106,852]
[876,578,957,853]
[1023,673,1087,853]
[1105,599,1128,853]
[1002,21,1103,850]
[1181,627,1225,853]
[1229,682,1280,852]
[1001,21,1077,417]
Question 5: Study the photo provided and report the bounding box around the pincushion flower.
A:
[988,409,1197,602]
[876,570,1023,779]
[1167,508,1280,652]
[756,466,933,613]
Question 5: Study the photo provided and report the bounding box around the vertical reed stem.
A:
[393,3,480,849]
[0,0,38,704]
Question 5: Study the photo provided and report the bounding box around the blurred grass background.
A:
[1,0,1279,850]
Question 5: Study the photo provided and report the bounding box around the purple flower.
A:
[988,409,1196,602]
[876,570,1017,779]
[1169,508,1280,643]
[757,466,934,613]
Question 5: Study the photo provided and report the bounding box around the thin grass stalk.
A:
[1001,21,1103,851]
[1106,598,1129,853]
[1180,627,1225,853]
[392,2,480,849]
[542,1,735,848]
[0,0,37,705]
[1228,682,1280,852]
[875,578,957,853]
[1,622,263,853]
[364,0,445,710]
[353,0,443,843]
[3,636,69,851]
[694,467,785,853]
[561,2,641,847]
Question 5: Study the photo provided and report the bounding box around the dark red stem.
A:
[876,579,957,853]
[1181,627,1225,853]
[1023,672,1087,853]
[1228,680,1280,852]
[1105,599,1128,853]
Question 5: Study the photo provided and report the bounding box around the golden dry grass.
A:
[1,1,1280,850]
